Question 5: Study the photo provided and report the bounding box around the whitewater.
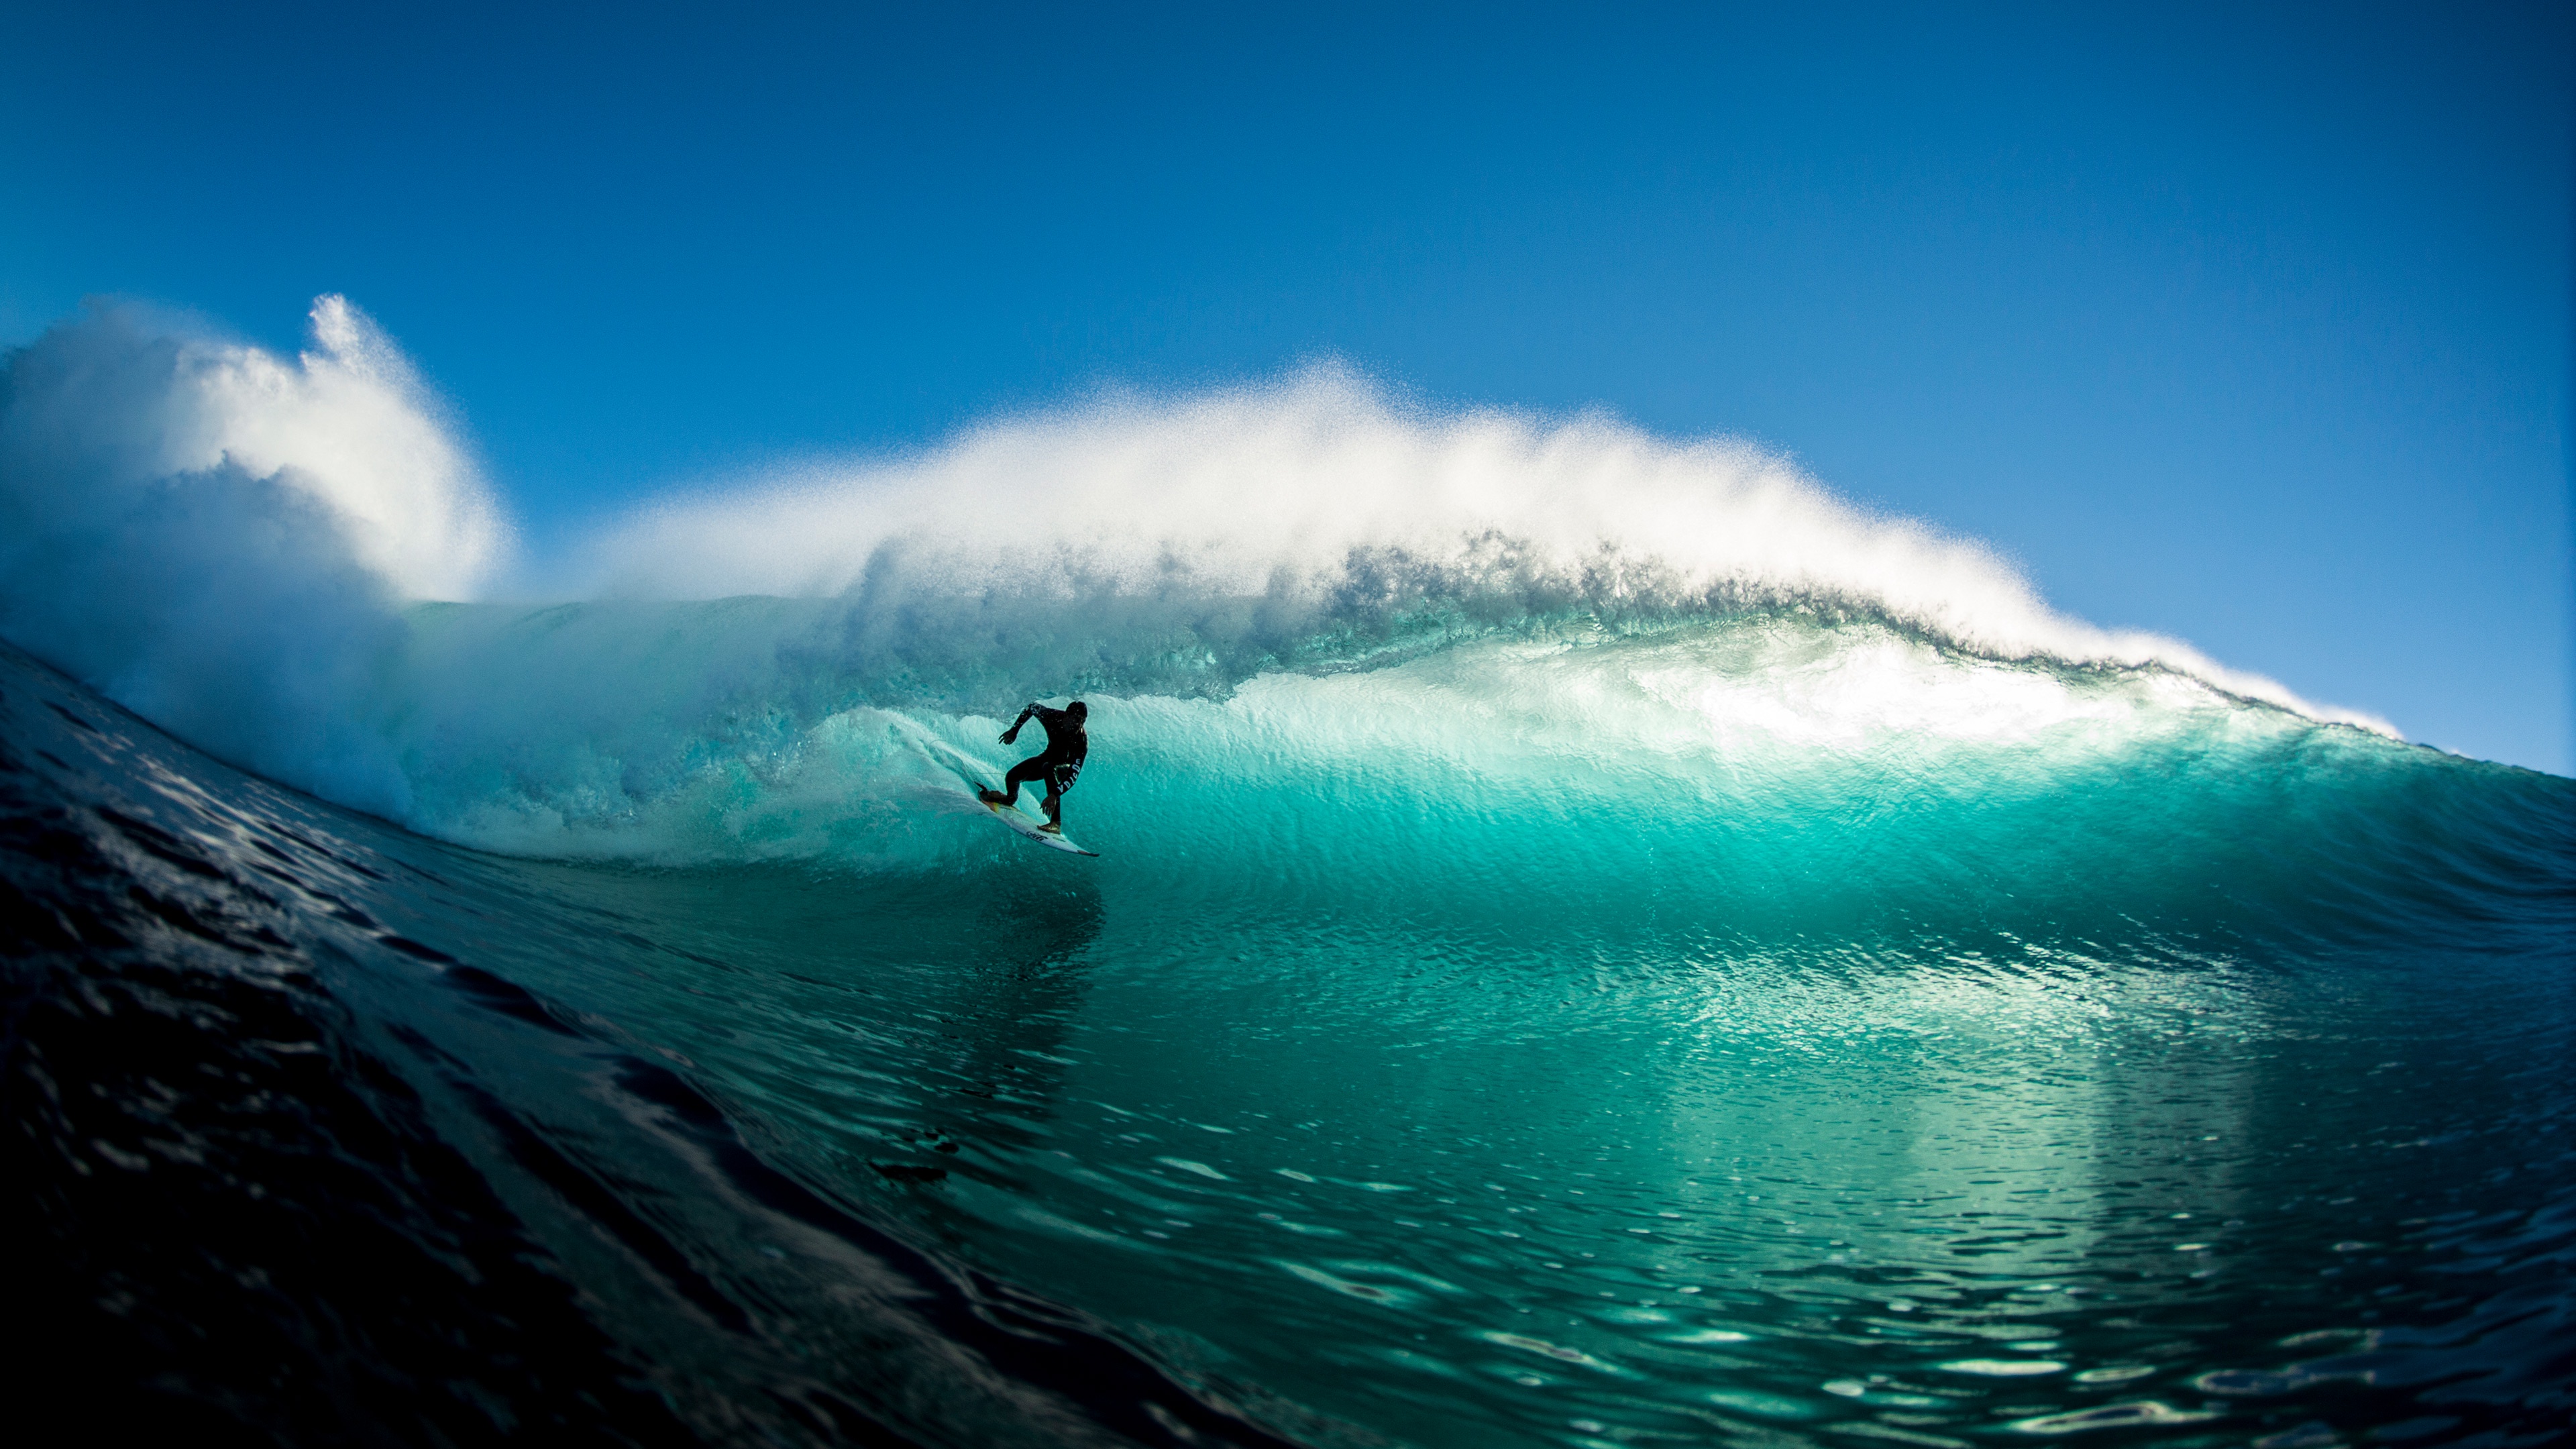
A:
[4,298,2569,1447]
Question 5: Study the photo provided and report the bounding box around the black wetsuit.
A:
[1000,704,1087,822]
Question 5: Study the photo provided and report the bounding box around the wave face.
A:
[5,303,2573,1446]
[0,301,2399,851]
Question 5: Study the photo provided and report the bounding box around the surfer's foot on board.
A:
[979,789,1008,805]
[1039,820,1063,835]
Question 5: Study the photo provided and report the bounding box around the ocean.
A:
[4,300,2571,1446]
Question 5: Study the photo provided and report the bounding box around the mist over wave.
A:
[0,297,503,814]
[1,297,2398,856]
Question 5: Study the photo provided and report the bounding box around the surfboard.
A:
[979,792,1099,857]
[903,728,1099,857]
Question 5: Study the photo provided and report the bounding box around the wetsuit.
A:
[996,703,1087,826]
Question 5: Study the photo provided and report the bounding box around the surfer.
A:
[983,700,1087,834]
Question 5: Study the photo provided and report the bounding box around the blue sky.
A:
[4,2,2569,771]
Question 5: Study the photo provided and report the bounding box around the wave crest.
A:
[1,297,2394,844]
[583,364,2381,731]
[0,297,504,812]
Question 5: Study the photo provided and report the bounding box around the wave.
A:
[1,296,2411,859]
[0,297,504,815]
[7,299,2572,1449]
[6,625,2567,1448]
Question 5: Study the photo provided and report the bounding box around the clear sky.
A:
[4,2,2569,772]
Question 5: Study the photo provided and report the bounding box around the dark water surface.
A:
[6,633,2572,1447]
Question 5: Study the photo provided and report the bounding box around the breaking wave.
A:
[6,297,2571,1448]
[1,297,2398,857]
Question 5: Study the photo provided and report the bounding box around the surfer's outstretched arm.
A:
[1000,703,1039,745]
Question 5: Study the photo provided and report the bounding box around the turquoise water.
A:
[22,605,2553,1445]
[474,621,2568,1446]
[5,310,2570,1443]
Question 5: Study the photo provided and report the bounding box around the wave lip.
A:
[1,297,2404,843]
[586,364,2390,734]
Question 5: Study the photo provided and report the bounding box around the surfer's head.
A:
[1066,700,1087,722]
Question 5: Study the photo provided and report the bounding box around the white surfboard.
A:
[979,792,1099,856]
[907,730,1099,857]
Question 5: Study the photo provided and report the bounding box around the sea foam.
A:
[0,297,2392,852]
